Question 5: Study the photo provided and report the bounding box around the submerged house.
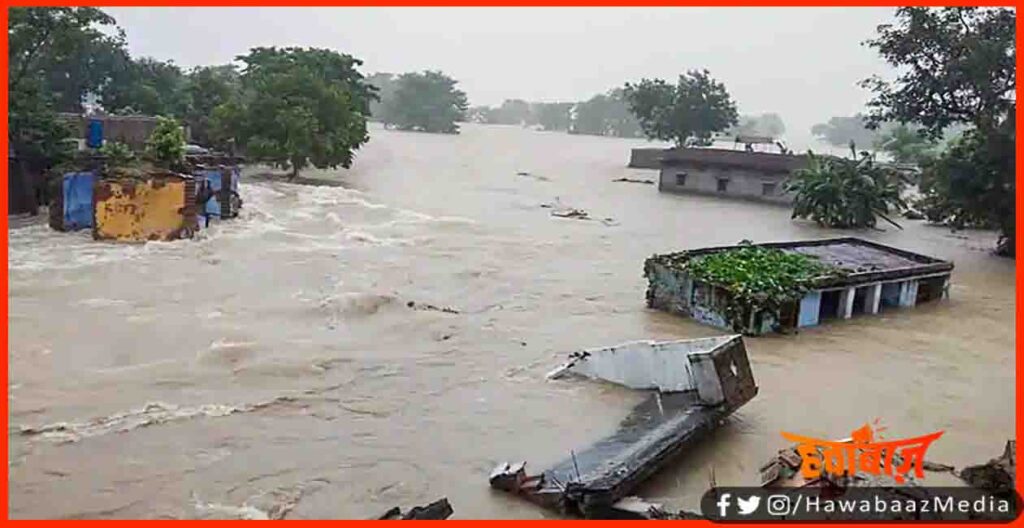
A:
[645,238,954,335]
[657,148,808,204]
[48,154,243,241]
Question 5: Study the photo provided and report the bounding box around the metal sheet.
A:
[62,172,95,230]
[93,176,196,242]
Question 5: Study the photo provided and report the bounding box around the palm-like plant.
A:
[784,146,906,229]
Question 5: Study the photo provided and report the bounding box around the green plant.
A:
[98,141,136,167]
[785,148,906,229]
[144,115,186,169]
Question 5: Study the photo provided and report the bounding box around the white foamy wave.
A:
[18,397,296,444]
[191,496,270,520]
[7,180,457,273]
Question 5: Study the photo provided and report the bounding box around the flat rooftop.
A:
[682,237,954,288]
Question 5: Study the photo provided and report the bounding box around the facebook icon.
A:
[717,492,732,518]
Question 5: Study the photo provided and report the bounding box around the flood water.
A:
[8,123,1015,519]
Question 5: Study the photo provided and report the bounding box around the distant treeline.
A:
[459,90,643,138]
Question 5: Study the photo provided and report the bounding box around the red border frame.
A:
[1,2,1019,524]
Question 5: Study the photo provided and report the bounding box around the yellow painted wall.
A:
[94,178,193,242]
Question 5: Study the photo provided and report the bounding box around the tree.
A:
[915,118,1015,253]
[785,148,906,230]
[8,7,129,177]
[366,72,397,122]
[144,116,186,169]
[532,102,574,131]
[570,89,642,138]
[484,99,532,125]
[183,65,240,147]
[810,115,881,149]
[729,113,786,139]
[381,70,468,134]
[861,7,1015,255]
[623,70,738,147]
[872,124,937,166]
[101,57,189,116]
[210,47,375,178]
[9,7,128,113]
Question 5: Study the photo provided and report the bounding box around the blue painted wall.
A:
[62,172,95,230]
[798,290,821,327]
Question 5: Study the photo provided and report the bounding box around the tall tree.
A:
[494,99,532,125]
[810,115,881,149]
[730,113,786,139]
[570,89,642,138]
[861,7,1015,255]
[532,102,574,131]
[873,124,937,165]
[381,70,468,134]
[183,65,240,147]
[623,70,738,147]
[101,57,189,116]
[366,72,397,122]
[9,7,128,113]
[8,6,133,197]
[210,47,375,178]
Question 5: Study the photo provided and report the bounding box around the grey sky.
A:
[105,7,898,148]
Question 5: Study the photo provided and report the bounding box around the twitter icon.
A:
[737,495,761,515]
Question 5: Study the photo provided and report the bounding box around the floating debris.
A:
[550,208,589,220]
[406,300,460,314]
[516,171,550,181]
[549,207,617,226]
[376,498,454,520]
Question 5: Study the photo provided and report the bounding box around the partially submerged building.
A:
[657,148,808,204]
[645,238,954,335]
[48,154,243,241]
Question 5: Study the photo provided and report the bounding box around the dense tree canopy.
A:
[8,7,125,172]
[9,7,128,114]
[366,72,397,120]
[623,70,738,147]
[182,65,240,147]
[532,102,574,131]
[571,89,642,138]
[729,113,786,139]
[379,70,468,133]
[873,124,937,166]
[101,57,189,116]
[810,115,881,149]
[861,7,1016,255]
[211,47,375,177]
[861,7,1015,138]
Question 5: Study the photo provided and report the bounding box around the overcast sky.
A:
[105,7,899,147]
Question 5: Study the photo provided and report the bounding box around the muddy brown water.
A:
[8,124,1015,519]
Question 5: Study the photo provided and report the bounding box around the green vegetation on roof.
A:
[645,242,846,332]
